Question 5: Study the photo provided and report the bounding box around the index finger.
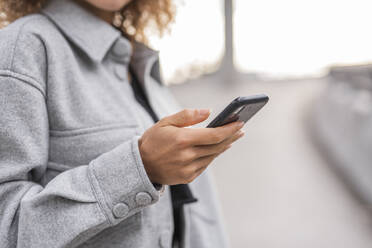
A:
[182,121,244,145]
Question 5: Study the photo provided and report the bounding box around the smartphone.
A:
[206,94,269,128]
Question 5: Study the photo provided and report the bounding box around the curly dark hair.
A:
[0,0,175,43]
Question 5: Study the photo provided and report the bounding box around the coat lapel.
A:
[130,42,176,120]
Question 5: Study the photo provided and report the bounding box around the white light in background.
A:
[234,0,372,77]
[149,0,225,84]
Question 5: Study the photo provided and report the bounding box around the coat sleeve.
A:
[0,74,160,248]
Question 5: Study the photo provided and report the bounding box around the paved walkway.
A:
[171,77,372,248]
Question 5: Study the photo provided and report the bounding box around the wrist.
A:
[138,137,157,184]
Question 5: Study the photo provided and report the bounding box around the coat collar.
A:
[41,0,124,62]
[41,0,159,63]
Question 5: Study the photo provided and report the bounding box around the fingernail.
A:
[238,130,245,137]
[199,109,210,116]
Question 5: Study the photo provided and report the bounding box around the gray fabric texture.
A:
[0,0,229,247]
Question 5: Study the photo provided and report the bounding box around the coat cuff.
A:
[88,135,160,225]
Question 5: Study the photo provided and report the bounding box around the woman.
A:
[0,0,244,247]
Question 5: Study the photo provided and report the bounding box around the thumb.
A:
[159,109,210,127]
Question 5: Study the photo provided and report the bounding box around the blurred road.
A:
[170,77,372,248]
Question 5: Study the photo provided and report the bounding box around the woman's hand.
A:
[138,109,245,185]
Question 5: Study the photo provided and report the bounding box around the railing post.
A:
[220,0,235,81]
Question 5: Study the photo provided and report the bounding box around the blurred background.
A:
[149,0,372,247]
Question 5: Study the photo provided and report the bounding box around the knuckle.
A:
[178,152,189,164]
[203,157,215,166]
[218,143,227,153]
[211,133,223,143]
[158,116,169,125]
[190,166,204,181]
[184,177,193,184]
[173,155,184,165]
[175,133,189,147]
[182,109,195,120]
[189,164,199,174]
[209,134,218,143]
[199,160,209,169]
[178,168,193,183]
[183,149,197,162]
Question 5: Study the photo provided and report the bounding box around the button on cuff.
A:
[112,202,129,218]
[88,137,160,225]
[135,192,152,206]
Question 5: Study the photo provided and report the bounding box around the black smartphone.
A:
[207,94,269,128]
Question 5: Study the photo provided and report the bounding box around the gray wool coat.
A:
[0,0,229,248]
